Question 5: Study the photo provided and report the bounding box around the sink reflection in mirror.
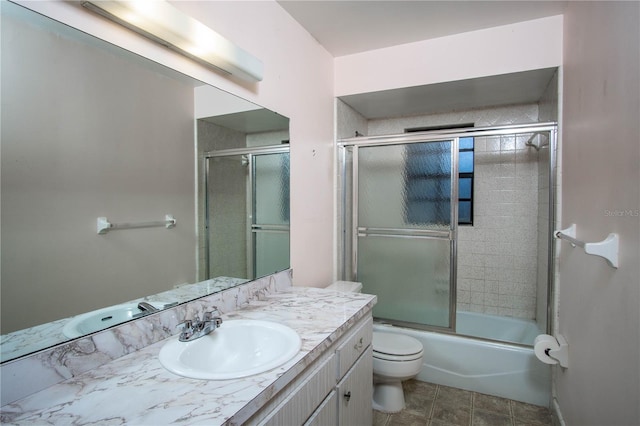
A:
[0,277,247,363]
[159,320,301,380]
[62,303,148,339]
[0,1,289,362]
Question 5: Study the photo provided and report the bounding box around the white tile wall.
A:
[367,104,545,320]
[336,98,368,139]
[367,104,539,135]
[458,133,539,319]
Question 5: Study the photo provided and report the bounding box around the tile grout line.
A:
[470,391,475,426]
[429,384,439,421]
[510,399,516,426]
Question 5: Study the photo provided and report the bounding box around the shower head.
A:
[525,132,549,151]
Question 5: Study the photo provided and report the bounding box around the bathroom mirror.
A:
[0,1,290,362]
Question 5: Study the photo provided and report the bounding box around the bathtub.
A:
[456,311,542,345]
[373,312,551,407]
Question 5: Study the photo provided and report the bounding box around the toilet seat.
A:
[372,332,424,361]
[373,350,423,362]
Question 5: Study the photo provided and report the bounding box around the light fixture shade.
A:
[82,0,264,82]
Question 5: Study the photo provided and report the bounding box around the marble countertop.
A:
[1,287,376,425]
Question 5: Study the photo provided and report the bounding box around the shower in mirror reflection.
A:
[196,110,290,282]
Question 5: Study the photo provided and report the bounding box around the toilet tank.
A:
[326,281,362,293]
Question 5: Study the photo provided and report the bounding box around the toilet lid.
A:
[372,332,423,356]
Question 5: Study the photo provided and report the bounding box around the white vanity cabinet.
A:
[253,314,373,426]
[337,345,373,425]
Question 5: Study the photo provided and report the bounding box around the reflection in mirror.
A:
[197,111,290,281]
[203,149,290,280]
[0,1,289,362]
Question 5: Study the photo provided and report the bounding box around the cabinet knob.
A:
[343,391,351,402]
[354,337,364,351]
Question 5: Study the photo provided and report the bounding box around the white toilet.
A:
[371,331,424,412]
[326,281,425,413]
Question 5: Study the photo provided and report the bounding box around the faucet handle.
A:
[177,319,193,331]
[204,311,220,320]
[177,319,195,342]
[203,307,221,319]
[203,309,223,327]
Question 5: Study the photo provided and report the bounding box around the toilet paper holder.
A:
[537,334,569,368]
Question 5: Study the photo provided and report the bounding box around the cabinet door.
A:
[258,354,337,426]
[337,346,373,426]
[304,390,337,426]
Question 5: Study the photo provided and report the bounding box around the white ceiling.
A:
[277,1,567,57]
[277,0,565,119]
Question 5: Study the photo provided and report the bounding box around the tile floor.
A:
[373,380,553,426]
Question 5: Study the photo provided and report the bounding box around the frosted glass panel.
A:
[255,231,290,278]
[207,155,248,279]
[358,235,451,328]
[206,150,290,281]
[254,153,290,226]
[355,140,454,330]
[359,141,452,230]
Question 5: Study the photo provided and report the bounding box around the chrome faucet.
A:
[137,302,159,313]
[132,302,160,319]
[177,308,223,342]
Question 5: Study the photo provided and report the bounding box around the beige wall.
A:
[1,9,196,332]
[558,2,639,424]
[334,15,563,97]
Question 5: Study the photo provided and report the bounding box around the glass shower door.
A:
[354,140,457,330]
[205,148,289,281]
[252,152,290,278]
[206,154,249,279]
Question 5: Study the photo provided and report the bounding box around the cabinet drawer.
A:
[336,316,372,379]
[259,354,337,426]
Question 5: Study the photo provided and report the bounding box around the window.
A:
[458,137,474,225]
[404,128,474,226]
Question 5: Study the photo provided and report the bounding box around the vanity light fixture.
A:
[81,0,264,82]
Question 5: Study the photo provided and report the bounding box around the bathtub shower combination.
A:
[374,315,550,406]
[338,123,557,406]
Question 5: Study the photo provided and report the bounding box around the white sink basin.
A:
[158,319,301,380]
[62,303,143,338]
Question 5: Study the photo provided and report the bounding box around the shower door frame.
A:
[203,144,290,280]
[340,135,460,333]
[338,122,558,338]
